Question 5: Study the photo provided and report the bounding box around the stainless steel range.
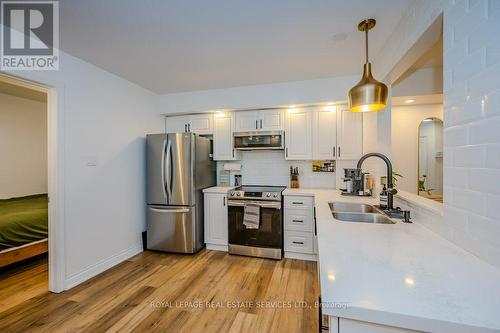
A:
[227,185,286,259]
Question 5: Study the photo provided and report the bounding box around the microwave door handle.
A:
[161,139,168,200]
[165,140,172,200]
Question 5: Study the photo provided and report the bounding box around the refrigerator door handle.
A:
[149,207,190,214]
[161,139,168,200]
[165,140,172,200]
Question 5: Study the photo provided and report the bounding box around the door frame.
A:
[0,72,66,293]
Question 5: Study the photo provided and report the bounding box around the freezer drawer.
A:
[147,205,196,253]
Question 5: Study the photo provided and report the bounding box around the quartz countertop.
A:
[202,186,235,194]
[283,188,500,333]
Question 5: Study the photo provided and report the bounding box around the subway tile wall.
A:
[216,151,338,188]
[443,0,500,268]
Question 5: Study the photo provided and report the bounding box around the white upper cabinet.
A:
[235,110,283,132]
[337,106,363,160]
[235,111,261,132]
[260,109,283,131]
[165,115,188,133]
[189,114,213,135]
[313,108,337,160]
[285,108,312,160]
[165,114,213,135]
[213,112,240,161]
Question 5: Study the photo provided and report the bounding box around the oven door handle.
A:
[227,200,281,209]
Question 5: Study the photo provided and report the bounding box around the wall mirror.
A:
[418,117,443,202]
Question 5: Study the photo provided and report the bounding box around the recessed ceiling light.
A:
[404,99,415,103]
[422,118,434,122]
[332,33,348,42]
[289,105,296,108]
[404,277,415,286]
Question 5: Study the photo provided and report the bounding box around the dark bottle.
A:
[379,184,388,209]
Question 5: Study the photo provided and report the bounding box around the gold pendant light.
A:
[348,19,388,112]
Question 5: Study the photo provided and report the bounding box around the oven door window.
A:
[228,205,282,248]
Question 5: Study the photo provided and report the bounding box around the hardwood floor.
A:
[0,250,319,332]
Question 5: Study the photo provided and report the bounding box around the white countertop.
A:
[202,186,235,194]
[283,188,500,333]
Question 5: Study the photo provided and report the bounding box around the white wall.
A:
[0,93,47,199]
[374,0,500,269]
[391,103,443,194]
[392,67,443,97]
[3,43,163,288]
[158,75,359,114]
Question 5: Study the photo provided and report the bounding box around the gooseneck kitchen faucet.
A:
[356,152,397,210]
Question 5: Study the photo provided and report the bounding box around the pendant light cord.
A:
[365,24,369,64]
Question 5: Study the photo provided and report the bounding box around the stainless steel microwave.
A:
[233,131,284,150]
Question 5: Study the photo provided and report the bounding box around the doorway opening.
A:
[389,16,444,203]
[0,73,63,299]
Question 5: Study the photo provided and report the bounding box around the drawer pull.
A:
[292,241,304,245]
[292,219,304,223]
[292,202,304,205]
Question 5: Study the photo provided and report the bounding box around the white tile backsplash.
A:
[442,0,500,268]
[216,150,337,189]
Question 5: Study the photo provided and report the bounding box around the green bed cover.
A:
[0,194,48,251]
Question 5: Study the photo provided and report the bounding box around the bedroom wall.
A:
[2,27,164,289]
[0,93,47,199]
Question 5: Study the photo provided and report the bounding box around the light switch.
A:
[86,156,98,167]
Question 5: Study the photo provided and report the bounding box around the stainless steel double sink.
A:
[329,202,395,224]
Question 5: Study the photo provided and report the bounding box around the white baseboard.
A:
[206,244,228,252]
[64,243,143,290]
[284,251,317,262]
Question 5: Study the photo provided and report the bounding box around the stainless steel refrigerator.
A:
[146,133,216,253]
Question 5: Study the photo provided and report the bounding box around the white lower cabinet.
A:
[203,192,228,251]
[284,195,317,260]
[329,317,421,333]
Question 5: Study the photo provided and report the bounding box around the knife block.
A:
[290,174,299,188]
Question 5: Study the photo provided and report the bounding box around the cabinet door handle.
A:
[292,201,303,205]
[314,207,317,235]
[256,120,258,129]
[260,119,263,129]
[286,147,288,157]
[292,219,304,223]
[232,149,235,158]
[184,124,187,132]
[333,146,336,157]
[223,197,226,206]
[292,241,304,245]
[338,146,340,157]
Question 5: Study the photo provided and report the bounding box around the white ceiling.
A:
[60,0,412,94]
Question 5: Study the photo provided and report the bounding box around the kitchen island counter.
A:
[282,188,500,333]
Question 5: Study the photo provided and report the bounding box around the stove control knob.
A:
[236,192,241,196]
[273,193,278,198]
[266,193,271,197]
[230,191,235,196]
